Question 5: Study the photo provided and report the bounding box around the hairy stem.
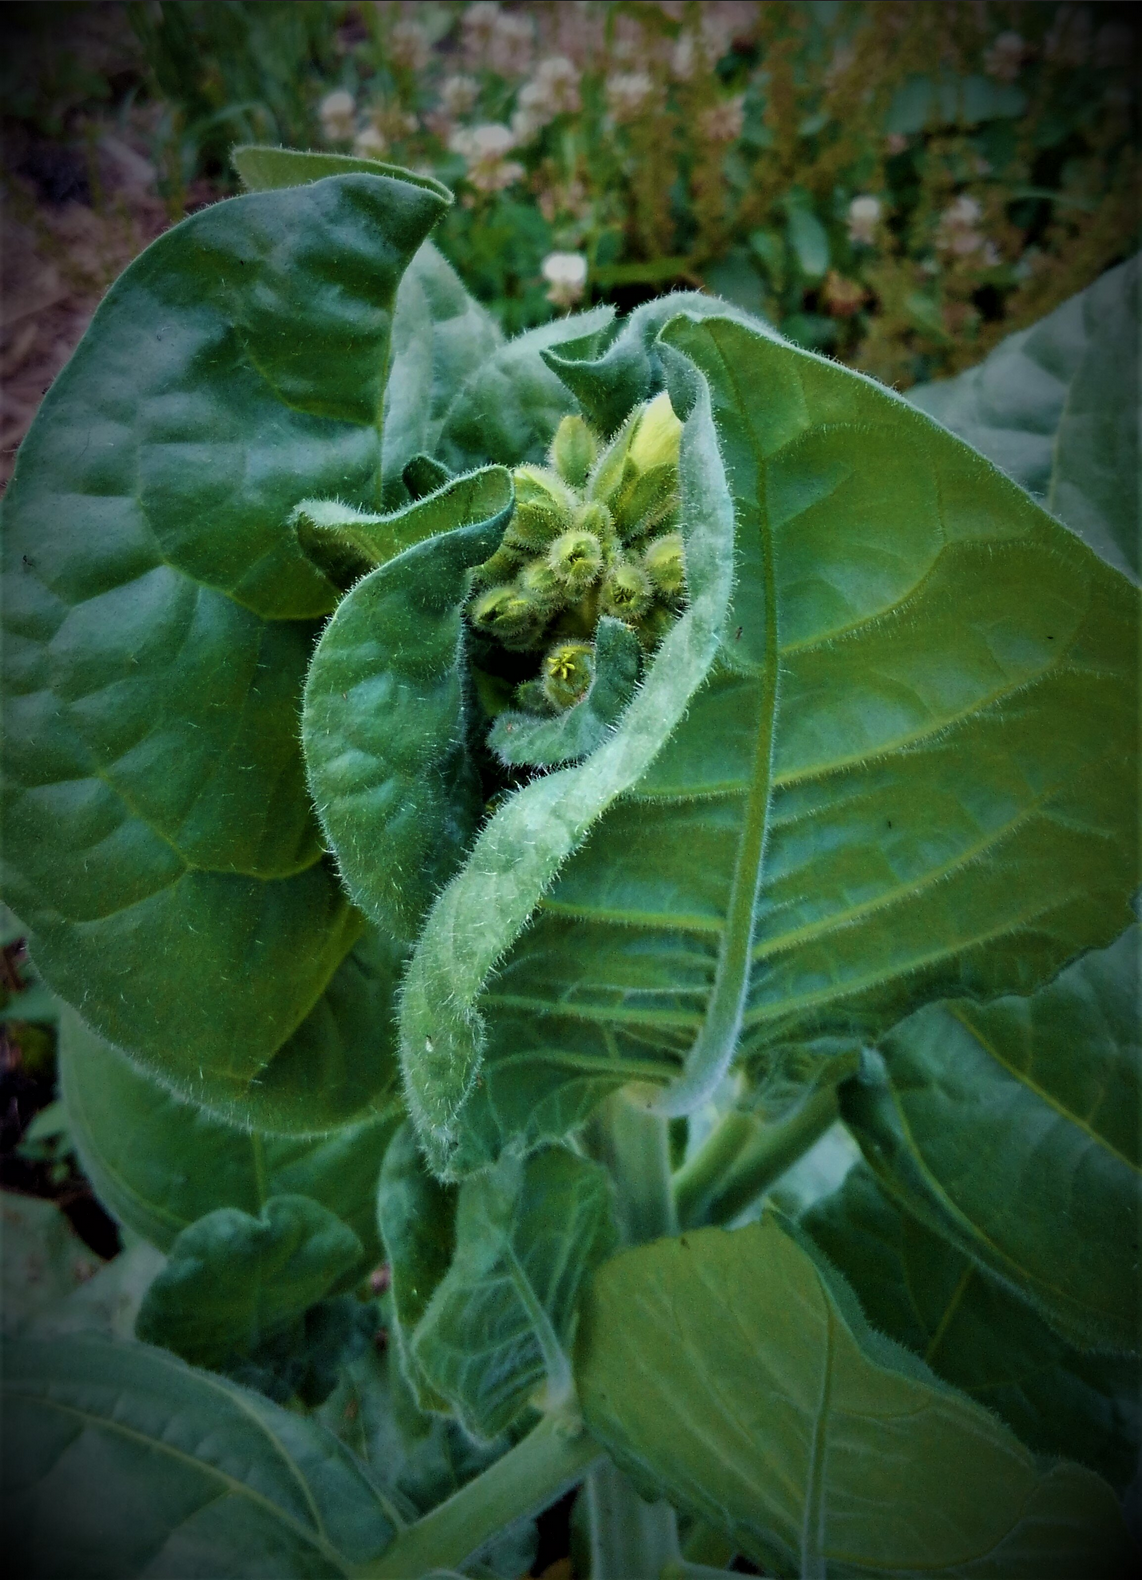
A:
[356,1410,601,1579]
[586,1458,680,1580]
[678,1083,841,1230]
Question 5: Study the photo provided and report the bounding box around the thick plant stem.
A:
[357,1410,601,1578]
[587,1458,680,1580]
[585,1086,680,1576]
[589,1084,678,1245]
[678,1083,841,1229]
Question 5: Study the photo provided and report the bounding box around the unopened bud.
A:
[516,556,564,612]
[634,602,677,651]
[470,584,543,648]
[643,531,686,598]
[601,559,653,620]
[542,641,595,710]
[574,499,615,540]
[508,465,576,549]
[546,528,604,594]
[514,678,555,715]
[615,465,678,541]
[549,415,598,489]
[628,391,682,473]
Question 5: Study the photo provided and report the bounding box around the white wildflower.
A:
[319,89,357,143]
[489,9,534,77]
[542,251,588,309]
[699,96,744,144]
[605,71,654,124]
[462,1,501,61]
[440,74,480,117]
[935,195,987,256]
[513,56,581,140]
[846,194,882,246]
[983,31,1026,82]
[389,19,431,73]
[353,125,388,159]
[451,122,524,192]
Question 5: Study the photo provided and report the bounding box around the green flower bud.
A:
[514,678,557,715]
[588,410,638,509]
[615,464,678,541]
[472,541,525,588]
[542,641,595,711]
[588,392,682,540]
[549,415,598,489]
[643,531,686,598]
[507,465,576,549]
[574,499,615,540]
[517,556,564,612]
[469,584,543,649]
[601,558,653,620]
[546,528,604,594]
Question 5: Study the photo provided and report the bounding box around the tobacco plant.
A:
[1,150,1138,1579]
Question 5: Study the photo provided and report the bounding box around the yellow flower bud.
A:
[549,415,598,490]
[627,390,682,474]
[542,640,595,710]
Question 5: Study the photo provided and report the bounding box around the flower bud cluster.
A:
[469,394,687,716]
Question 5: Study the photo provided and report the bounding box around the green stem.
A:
[682,1084,840,1230]
[356,1410,601,1579]
[588,1085,678,1246]
[583,1086,680,1576]
[586,1459,680,1580]
[671,1108,757,1227]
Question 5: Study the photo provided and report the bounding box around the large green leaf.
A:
[575,1215,1136,1577]
[436,305,615,472]
[135,1195,363,1370]
[909,256,1140,580]
[399,366,737,1175]
[0,168,448,1117]
[411,1147,617,1439]
[407,310,1138,1177]
[302,469,514,943]
[59,1005,400,1253]
[803,1164,1141,1493]
[841,925,1140,1353]
[2,1335,399,1577]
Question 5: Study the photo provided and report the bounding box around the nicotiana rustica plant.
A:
[1,148,1139,1579]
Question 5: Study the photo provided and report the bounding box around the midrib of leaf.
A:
[655,342,780,1118]
[946,1003,1139,1174]
[499,1234,573,1406]
[19,1392,356,1571]
[250,1132,270,1208]
[800,1295,834,1580]
[923,1261,975,1367]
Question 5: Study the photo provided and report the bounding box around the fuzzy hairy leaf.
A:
[436,306,615,473]
[2,1335,399,1577]
[59,1005,400,1254]
[909,256,1139,580]
[411,1147,617,1439]
[489,617,641,767]
[135,1195,362,1370]
[399,368,737,1175]
[0,169,448,1124]
[841,925,1141,1353]
[303,468,514,942]
[803,1164,1141,1493]
[406,310,1139,1177]
[575,1215,1136,1577]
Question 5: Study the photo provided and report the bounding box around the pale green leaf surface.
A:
[303,469,513,942]
[841,925,1141,1352]
[489,617,641,767]
[436,305,615,472]
[29,1240,168,1343]
[448,311,1138,1170]
[2,1335,398,1576]
[59,1005,400,1253]
[575,1215,1135,1577]
[909,256,1139,579]
[399,368,737,1174]
[411,1147,617,1439]
[1,1192,102,1337]
[135,1195,363,1369]
[0,170,447,1110]
[375,1120,458,1413]
[803,1164,1141,1492]
[232,143,451,202]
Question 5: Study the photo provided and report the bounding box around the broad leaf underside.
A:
[424,313,1138,1171]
